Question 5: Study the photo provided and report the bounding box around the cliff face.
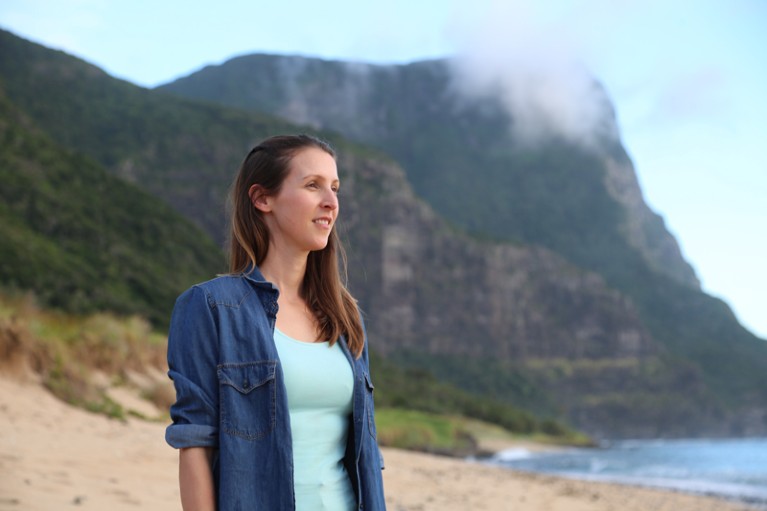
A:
[338,152,654,362]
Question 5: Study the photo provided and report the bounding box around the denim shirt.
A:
[165,268,386,510]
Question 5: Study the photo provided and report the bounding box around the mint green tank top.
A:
[273,328,356,511]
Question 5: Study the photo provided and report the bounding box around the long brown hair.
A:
[228,134,364,358]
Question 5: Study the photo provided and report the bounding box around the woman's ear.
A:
[248,184,272,213]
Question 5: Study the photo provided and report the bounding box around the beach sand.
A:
[0,376,755,511]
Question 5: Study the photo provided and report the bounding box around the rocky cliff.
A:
[338,152,654,361]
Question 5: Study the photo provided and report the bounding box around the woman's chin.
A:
[307,238,331,252]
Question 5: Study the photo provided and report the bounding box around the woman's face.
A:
[258,147,340,256]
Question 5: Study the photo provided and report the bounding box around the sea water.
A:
[487,438,767,508]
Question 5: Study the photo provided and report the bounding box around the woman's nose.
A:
[322,189,338,210]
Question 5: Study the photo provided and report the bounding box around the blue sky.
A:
[2,0,765,338]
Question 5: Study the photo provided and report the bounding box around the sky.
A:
[1,0,765,338]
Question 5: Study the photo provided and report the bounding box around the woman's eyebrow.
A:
[302,174,340,184]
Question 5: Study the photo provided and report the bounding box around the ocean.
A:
[486,438,767,509]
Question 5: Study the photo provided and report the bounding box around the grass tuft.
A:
[376,408,478,457]
[0,292,168,420]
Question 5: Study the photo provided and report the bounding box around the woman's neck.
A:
[259,248,308,301]
[260,247,320,341]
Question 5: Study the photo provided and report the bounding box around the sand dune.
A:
[0,376,754,511]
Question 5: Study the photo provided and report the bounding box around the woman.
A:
[165,134,386,510]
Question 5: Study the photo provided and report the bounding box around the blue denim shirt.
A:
[165,268,386,510]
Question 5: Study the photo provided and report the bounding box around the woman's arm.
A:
[166,286,220,508]
[179,447,215,511]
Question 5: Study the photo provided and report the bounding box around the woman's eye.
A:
[307,182,318,189]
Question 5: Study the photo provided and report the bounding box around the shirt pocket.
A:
[217,361,277,440]
[364,372,377,439]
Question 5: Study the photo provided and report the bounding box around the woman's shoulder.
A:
[177,273,257,308]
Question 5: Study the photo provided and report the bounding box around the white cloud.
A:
[446,0,618,148]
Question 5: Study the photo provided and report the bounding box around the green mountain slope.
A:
[158,53,767,425]
[0,29,307,242]
[0,91,224,325]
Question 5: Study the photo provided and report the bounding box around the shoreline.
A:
[481,461,767,511]
[479,439,767,510]
[0,375,757,511]
[382,447,758,511]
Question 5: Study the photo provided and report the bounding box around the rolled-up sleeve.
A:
[165,285,220,449]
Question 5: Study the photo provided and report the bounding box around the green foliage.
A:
[0,92,224,325]
[636,275,767,408]
[83,395,127,421]
[383,350,561,416]
[0,29,318,244]
[0,293,170,419]
[375,408,478,455]
[370,350,582,440]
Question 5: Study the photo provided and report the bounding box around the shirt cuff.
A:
[165,423,218,449]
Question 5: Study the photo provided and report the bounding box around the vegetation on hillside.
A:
[0,28,324,243]
[371,351,591,445]
[0,92,225,325]
[375,408,591,457]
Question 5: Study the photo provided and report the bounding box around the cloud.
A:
[445,0,619,148]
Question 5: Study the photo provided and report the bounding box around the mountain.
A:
[158,55,700,290]
[158,53,767,434]
[2,29,765,437]
[0,88,224,325]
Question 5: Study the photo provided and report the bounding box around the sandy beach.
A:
[0,376,756,511]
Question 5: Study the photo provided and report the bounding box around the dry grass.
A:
[0,292,171,419]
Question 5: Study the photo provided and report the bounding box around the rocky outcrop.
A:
[337,152,655,362]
